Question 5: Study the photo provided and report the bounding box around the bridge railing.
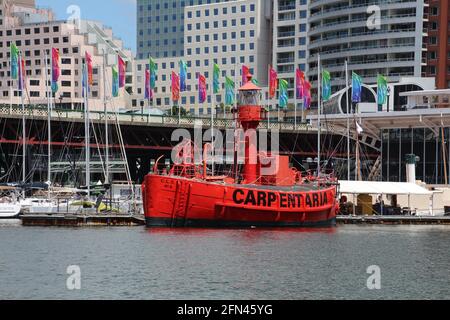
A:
[0,105,314,132]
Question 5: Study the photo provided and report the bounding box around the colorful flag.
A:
[18,55,25,92]
[85,51,93,87]
[242,65,250,85]
[269,66,278,99]
[112,65,119,98]
[377,74,388,105]
[322,69,331,101]
[352,72,362,103]
[303,80,311,109]
[149,57,157,89]
[171,71,180,102]
[145,67,152,100]
[118,55,126,88]
[10,43,19,80]
[225,76,235,106]
[179,60,188,92]
[296,69,305,99]
[278,79,289,109]
[213,63,220,94]
[51,48,60,93]
[198,74,207,104]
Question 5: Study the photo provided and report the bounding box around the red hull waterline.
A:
[143,175,338,228]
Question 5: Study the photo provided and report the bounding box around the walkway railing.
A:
[0,105,314,132]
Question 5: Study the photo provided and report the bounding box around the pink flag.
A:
[303,80,311,109]
[51,48,60,93]
[118,55,126,88]
[198,74,207,103]
[172,71,180,102]
[296,69,305,99]
[242,65,250,85]
[85,51,93,86]
[269,66,278,99]
[145,68,152,100]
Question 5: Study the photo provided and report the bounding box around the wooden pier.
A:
[337,215,450,225]
[21,214,146,227]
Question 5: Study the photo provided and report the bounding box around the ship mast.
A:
[102,50,110,186]
[83,62,91,198]
[317,54,321,178]
[44,50,52,195]
[19,51,26,198]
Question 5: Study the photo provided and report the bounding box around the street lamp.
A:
[59,94,63,109]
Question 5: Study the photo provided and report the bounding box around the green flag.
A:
[225,76,235,106]
[279,79,289,109]
[377,74,388,105]
[322,69,331,101]
[149,57,157,89]
[213,64,220,94]
[10,43,19,80]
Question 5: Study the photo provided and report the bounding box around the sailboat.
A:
[25,49,61,214]
[0,186,22,219]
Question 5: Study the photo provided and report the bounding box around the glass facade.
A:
[136,0,229,59]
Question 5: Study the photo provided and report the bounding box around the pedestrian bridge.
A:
[0,105,316,133]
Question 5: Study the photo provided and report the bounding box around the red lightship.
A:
[142,78,339,228]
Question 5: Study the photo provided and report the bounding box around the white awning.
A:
[339,181,433,196]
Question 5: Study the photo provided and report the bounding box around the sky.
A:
[36,0,137,53]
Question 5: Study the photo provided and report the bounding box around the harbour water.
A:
[0,221,449,300]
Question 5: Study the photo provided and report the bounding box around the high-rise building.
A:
[307,0,427,96]
[134,0,271,115]
[424,0,449,89]
[0,0,134,110]
[272,0,309,108]
[137,0,232,60]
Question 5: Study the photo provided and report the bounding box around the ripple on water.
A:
[0,225,449,300]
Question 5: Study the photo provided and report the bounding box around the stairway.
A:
[368,156,382,181]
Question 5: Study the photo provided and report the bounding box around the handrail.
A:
[0,105,314,132]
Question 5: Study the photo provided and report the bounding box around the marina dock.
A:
[21,214,145,227]
[337,215,450,225]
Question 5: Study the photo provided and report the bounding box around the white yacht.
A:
[0,187,22,219]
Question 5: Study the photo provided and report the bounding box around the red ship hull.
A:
[143,175,338,228]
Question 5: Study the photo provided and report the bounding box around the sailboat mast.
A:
[103,50,110,185]
[19,52,26,194]
[317,54,321,177]
[44,50,52,186]
[345,60,350,180]
[83,63,91,198]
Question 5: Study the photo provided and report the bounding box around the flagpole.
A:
[83,63,91,198]
[345,60,351,181]
[233,63,238,181]
[44,50,52,195]
[294,70,297,129]
[19,52,26,195]
[317,54,321,178]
